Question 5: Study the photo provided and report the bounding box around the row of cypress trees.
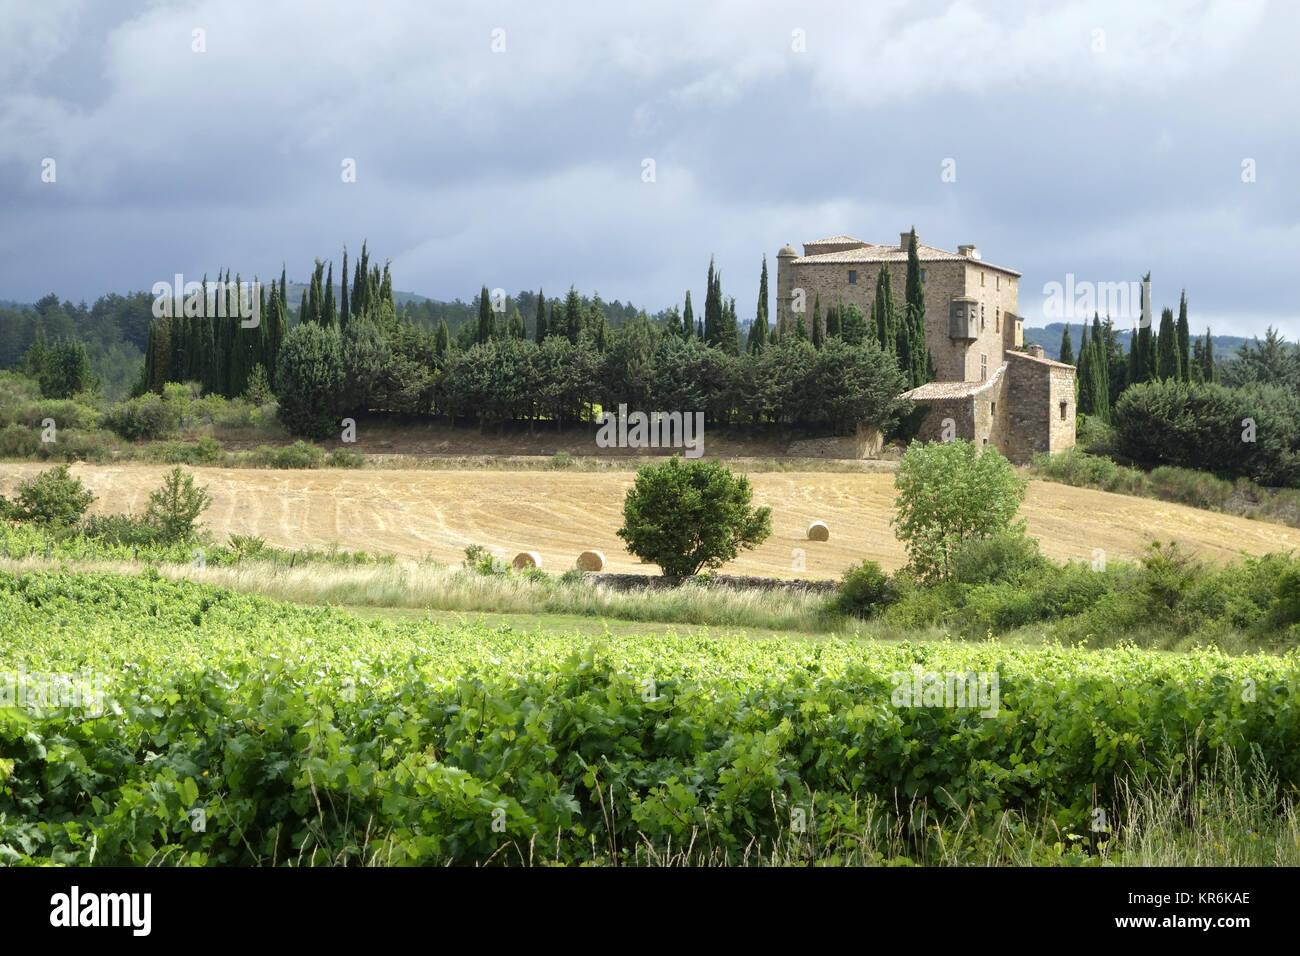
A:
[1058,284,1218,422]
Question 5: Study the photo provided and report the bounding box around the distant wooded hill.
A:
[1023,323,1257,362]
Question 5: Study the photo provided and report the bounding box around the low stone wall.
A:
[590,572,838,595]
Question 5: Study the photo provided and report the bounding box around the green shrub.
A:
[1149,466,1232,510]
[250,441,326,469]
[102,392,180,440]
[79,513,161,547]
[549,450,574,469]
[144,466,212,543]
[835,560,895,618]
[950,532,1049,586]
[11,464,96,526]
[228,534,267,555]
[327,447,364,468]
[156,437,224,465]
[0,424,41,458]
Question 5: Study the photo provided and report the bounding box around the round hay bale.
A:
[576,550,605,572]
[512,551,542,570]
[807,521,830,542]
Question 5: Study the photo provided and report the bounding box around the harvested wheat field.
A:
[3,462,1298,578]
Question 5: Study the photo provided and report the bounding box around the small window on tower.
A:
[996,309,1001,332]
[981,272,985,287]
[996,275,1001,290]
[848,270,857,284]
[920,269,927,282]
[981,354,988,380]
[1060,401,1068,420]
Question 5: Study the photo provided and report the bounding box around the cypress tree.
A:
[477,285,494,343]
[682,291,694,341]
[435,319,450,361]
[535,288,546,343]
[825,302,841,340]
[903,229,929,387]
[562,286,583,344]
[747,295,768,354]
[810,295,823,349]
[1077,321,1094,415]
[1156,306,1179,380]
[1191,336,1206,383]
[1091,313,1109,422]
[1176,290,1190,382]
[340,248,350,330]
[1059,323,1074,366]
[324,262,337,328]
[792,307,808,341]
[872,266,896,358]
[1201,327,1217,382]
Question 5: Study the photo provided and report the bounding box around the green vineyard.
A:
[2,569,1298,866]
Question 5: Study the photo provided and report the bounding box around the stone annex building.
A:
[775,232,1076,462]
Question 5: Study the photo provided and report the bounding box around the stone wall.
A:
[776,252,1020,383]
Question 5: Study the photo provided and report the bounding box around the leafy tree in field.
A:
[274,322,344,438]
[617,456,772,577]
[892,440,1027,583]
[145,466,212,543]
[10,464,95,526]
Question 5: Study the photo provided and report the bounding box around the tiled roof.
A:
[807,235,867,245]
[1007,349,1076,370]
[901,363,1006,401]
[793,242,1021,277]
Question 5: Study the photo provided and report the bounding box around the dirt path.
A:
[3,463,1296,578]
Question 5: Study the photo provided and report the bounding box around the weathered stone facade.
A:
[776,233,1075,463]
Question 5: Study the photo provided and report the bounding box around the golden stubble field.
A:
[4,462,1299,578]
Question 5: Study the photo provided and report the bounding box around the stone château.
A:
[775,232,1075,462]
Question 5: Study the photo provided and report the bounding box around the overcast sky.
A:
[1,0,1296,338]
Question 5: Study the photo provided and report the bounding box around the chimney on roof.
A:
[958,244,980,259]
[900,231,914,250]
[1026,344,1045,359]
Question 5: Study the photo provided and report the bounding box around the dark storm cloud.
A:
[0,0,1294,339]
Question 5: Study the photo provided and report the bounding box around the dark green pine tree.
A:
[1076,320,1094,415]
[903,231,928,387]
[696,318,704,340]
[682,290,695,341]
[534,288,546,343]
[353,243,369,320]
[1059,323,1074,366]
[339,248,350,330]
[1156,306,1179,380]
[199,312,215,394]
[792,306,808,341]
[562,286,583,344]
[755,255,769,342]
[1191,336,1206,383]
[142,323,157,395]
[810,295,823,348]
[476,286,495,344]
[1176,290,1190,382]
